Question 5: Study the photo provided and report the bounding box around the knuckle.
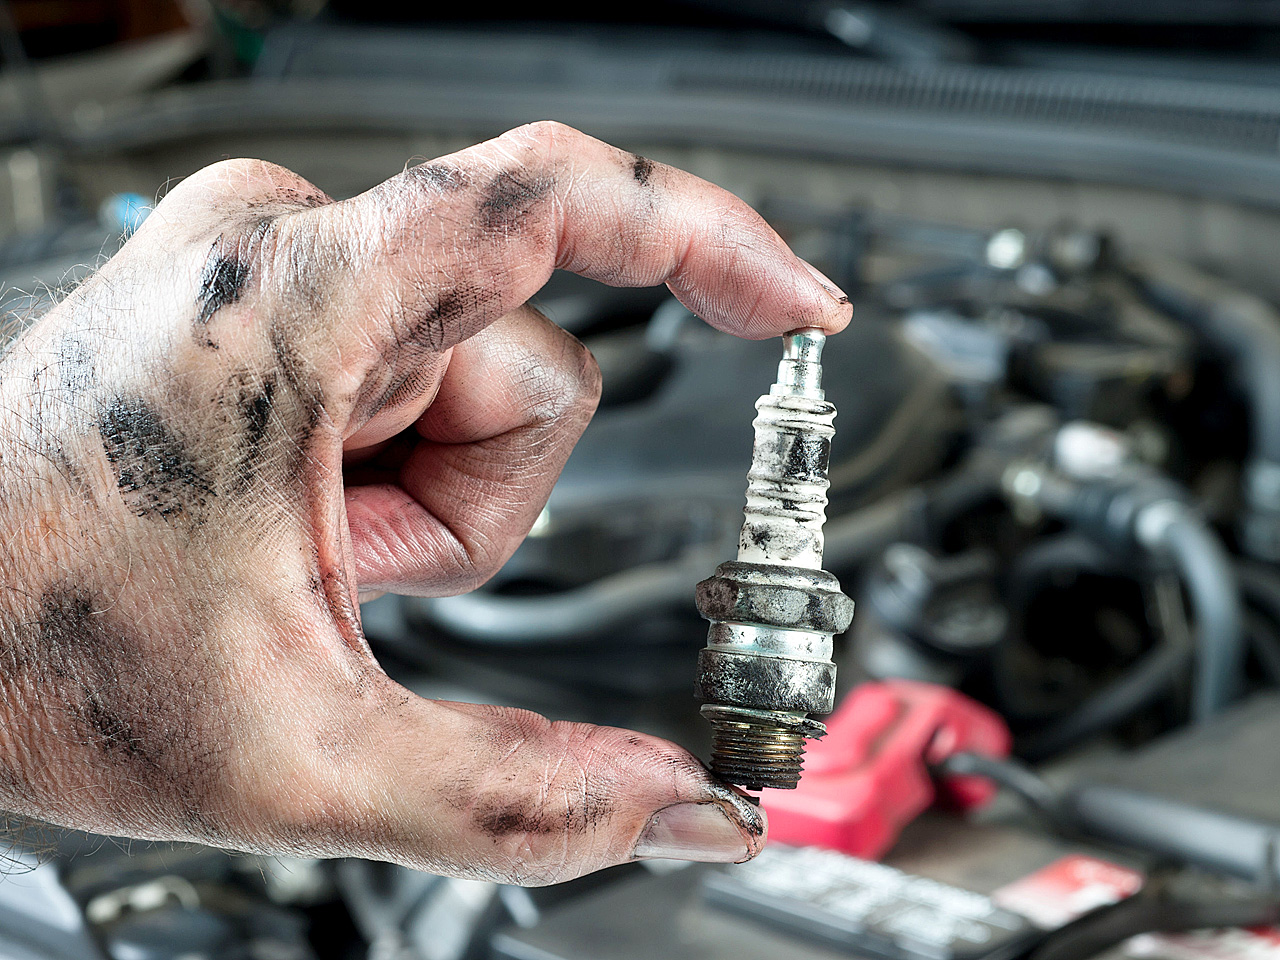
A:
[561,345,603,421]
[447,563,497,596]
[166,158,287,200]
[156,159,327,223]
[546,342,601,426]
[430,526,508,596]
[574,340,604,411]
[506,119,577,154]
[517,328,602,425]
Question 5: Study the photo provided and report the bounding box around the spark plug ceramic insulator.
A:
[694,328,855,791]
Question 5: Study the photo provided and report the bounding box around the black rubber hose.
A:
[1134,259,1280,468]
[992,534,1120,725]
[1238,562,1280,625]
[1238,563,1280,682]
[935,751,1068,829]
[402,550,718,646]
[404,489,911,646]
[1153,506,1245,720]
[1132,259,1280,560]
[1247,612,1280,686]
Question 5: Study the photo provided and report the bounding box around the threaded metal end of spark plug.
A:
[702,705,826,792]
[709,719,807,790]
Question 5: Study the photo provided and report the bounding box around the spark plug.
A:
[695,328,854,791]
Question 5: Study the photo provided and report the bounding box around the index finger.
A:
[301,121,850,357]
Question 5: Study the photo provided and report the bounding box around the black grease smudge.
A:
[268,327,324,431]
[77,691,146,763]
[259,327,329,511]
[631,154,655,186]
[432,285,480,325]
[55,335,96,396]
[359,361,439,422]
[314,559,366,660]
[245,187,331,212]
[703,781,767,842]
[224,372,279,492]
[17,587,223,801]
[276,187,330,208]
[478,170,554,231]
[240,374,275,452]
[405,162,468,192]
[98,396,214,522]
[473,790,612,840]
[415,283,483,352]
[195,243,252,335]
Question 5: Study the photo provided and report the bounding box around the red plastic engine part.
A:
[760,680,1012,859]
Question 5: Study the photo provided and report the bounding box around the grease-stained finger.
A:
[301,120,850,369]
[327,695,767,884]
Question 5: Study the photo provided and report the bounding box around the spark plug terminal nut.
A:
[694,328,854,791]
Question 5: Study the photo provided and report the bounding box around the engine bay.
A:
[6,7,1280,960]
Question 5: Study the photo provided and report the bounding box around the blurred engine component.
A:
[759,680,1009,859]
[855,544,1007,687]
[0,853,102,960]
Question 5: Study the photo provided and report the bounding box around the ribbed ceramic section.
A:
[736,395,836,570]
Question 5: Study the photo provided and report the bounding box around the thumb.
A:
[347,697,766,885]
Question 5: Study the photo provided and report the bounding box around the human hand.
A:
[0,121,850,884]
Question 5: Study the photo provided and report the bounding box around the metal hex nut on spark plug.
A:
[695,561,855,635]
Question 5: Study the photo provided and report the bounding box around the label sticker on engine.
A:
[992,855,1144,930]
[704,845,1039,960]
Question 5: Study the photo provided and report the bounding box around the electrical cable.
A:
[1028,888,1280,960]
[944,751,1280,886]
[934,751,1069,829]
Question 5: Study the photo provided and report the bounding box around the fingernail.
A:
[801,260,851,304]
[632,802,752,863]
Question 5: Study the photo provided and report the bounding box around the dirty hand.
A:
[0,121,851,883]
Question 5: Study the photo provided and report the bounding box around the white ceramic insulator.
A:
[736,392,837,569]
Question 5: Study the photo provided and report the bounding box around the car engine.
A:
[6,4,1280,959]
